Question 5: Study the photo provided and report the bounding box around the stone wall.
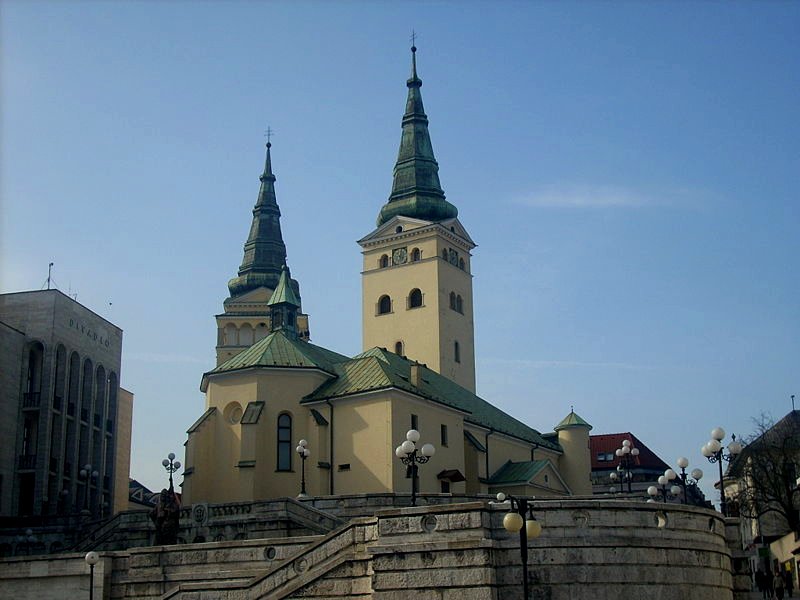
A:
[0,500,741,600]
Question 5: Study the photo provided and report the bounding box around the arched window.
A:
[441,249,448,260]
[408,289,423,308]
[223,323,238,346]
[255,322,269,342]
[449,292,456,310]
[456,295,464,314]
[378,295,392,315]
[454,341,461,363]
[459,258,465,270]
[379,254,389,268]
[81,359,93,421]
[411,248,421,262]
[394,341,404,355]
[54,344,67,410]
[277,413,292,471]
[25,343,44,402]
[239,324,254,347]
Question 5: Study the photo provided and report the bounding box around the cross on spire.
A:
[264,126,274,147]
[410,30,417,50]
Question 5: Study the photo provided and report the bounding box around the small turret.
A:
[555,408,593,496]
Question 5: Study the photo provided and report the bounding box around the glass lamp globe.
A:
[609,486,617,493]
[677,457,689,469]
[85,551,99,566]
[622,440,631,447]
[647,486,658,497]
[621,446,631,455]
[664,469,677,481]
[728,440,743,455]
[420,443,435,457]
[526,519,542,539]
[303,449,310,458]
[691,468,703,480]
[503,512,524,533]
[395,446,405,458]
[496,492,506,502]
[296,445,304,454]
[298,439,308,448]
[711,427,726,441]
[646,498,655,503]
[615,449,623,457]
[174,461,181,469]
[162,459,170,467]
[609,472,618,481]
[631,448,640,456]
[671,485,682,496]
[406,429,421,443]
[168,452,176,461]
[707,439,722,453]
[401,440,415,454]
[658,475,667,485]
[701,444,713,458]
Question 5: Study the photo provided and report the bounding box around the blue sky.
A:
[2,1,798,503]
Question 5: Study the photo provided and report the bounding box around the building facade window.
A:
[456,295,463,314]
[441,249,448,260]
[277,413,292,471]
[394,341,403,355]
[454,341,461,363]
[449,292,456,310]
[379,254,389,268]
[408,288,423,309]
[411,248,421,262]
[441,480,451,493]
[441,424,448,447]
[411,414,418,431]
[459,258,465,270]
[377,295,392,315]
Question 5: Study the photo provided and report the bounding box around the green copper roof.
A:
[302,347,560,451]
[228,142,301,300]
[554,409,593,431]
[377,46,458,226]
[267,266,301,308]
[204,330,349,388]
[487,460,549,485]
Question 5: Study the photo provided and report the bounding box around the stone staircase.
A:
[160,516,378,599]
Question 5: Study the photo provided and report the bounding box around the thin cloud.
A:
[515,184,650,208]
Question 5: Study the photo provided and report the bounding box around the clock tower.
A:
[359,46,476,393]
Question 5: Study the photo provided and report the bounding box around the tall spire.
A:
[228,141,300,300]
[377,44,458,226]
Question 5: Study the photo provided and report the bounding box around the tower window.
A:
[411,248,421,262]
[395,225,403,233]
[449,292,456,310]
[456,295,463,314]
[395,341,404,355]
[441,249,448,260]
[379,255,389,268]
[440,424,448,447]
[277,413,292,471]
[459,258,465,270]
[454,341,461,363]
[408,288,423,309]
[377,295,392,315]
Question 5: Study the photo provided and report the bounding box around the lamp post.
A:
[295,439,310,496]
[675,457,704,505]
[647,469,682,503]
[701,427,743,516]
[614,439,640,493]
[15,528,36,555]
[79,464,98,516]
[395,429,435,506]
[161,453,181,494]
[85,551,99,600]
[496,492,543,600]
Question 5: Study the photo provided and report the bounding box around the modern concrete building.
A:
[182,47,593,505]
[0,290,133,519]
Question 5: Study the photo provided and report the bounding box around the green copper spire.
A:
[228,142,300,300]
[377,45,458,226]
[267,266,301,338]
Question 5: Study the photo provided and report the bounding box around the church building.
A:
[181,47,592,505]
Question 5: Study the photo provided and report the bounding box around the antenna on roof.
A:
[41,262,57,290]
[792,394,796,411]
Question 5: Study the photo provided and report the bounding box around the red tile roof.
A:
[590,432,670,472]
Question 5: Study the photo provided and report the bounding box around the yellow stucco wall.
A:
[113,388,133,515]
[557,426,592,496]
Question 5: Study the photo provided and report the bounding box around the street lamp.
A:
[161,453,181,494]
[295,439,310,496]
[15,528,36,555]
[497,492,543,600]
[675,457,703,505]
[85,551,99,600]
[614,439,640,493]
[647,469,682,503]
[395,429,435,506]
[701,427,743,516]
[79,464,99,516]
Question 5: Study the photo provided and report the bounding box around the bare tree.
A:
[730,411,800,534]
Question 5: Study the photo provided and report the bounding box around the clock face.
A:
[393,247,408,265]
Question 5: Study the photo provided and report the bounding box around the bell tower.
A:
[359,46,476,392]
